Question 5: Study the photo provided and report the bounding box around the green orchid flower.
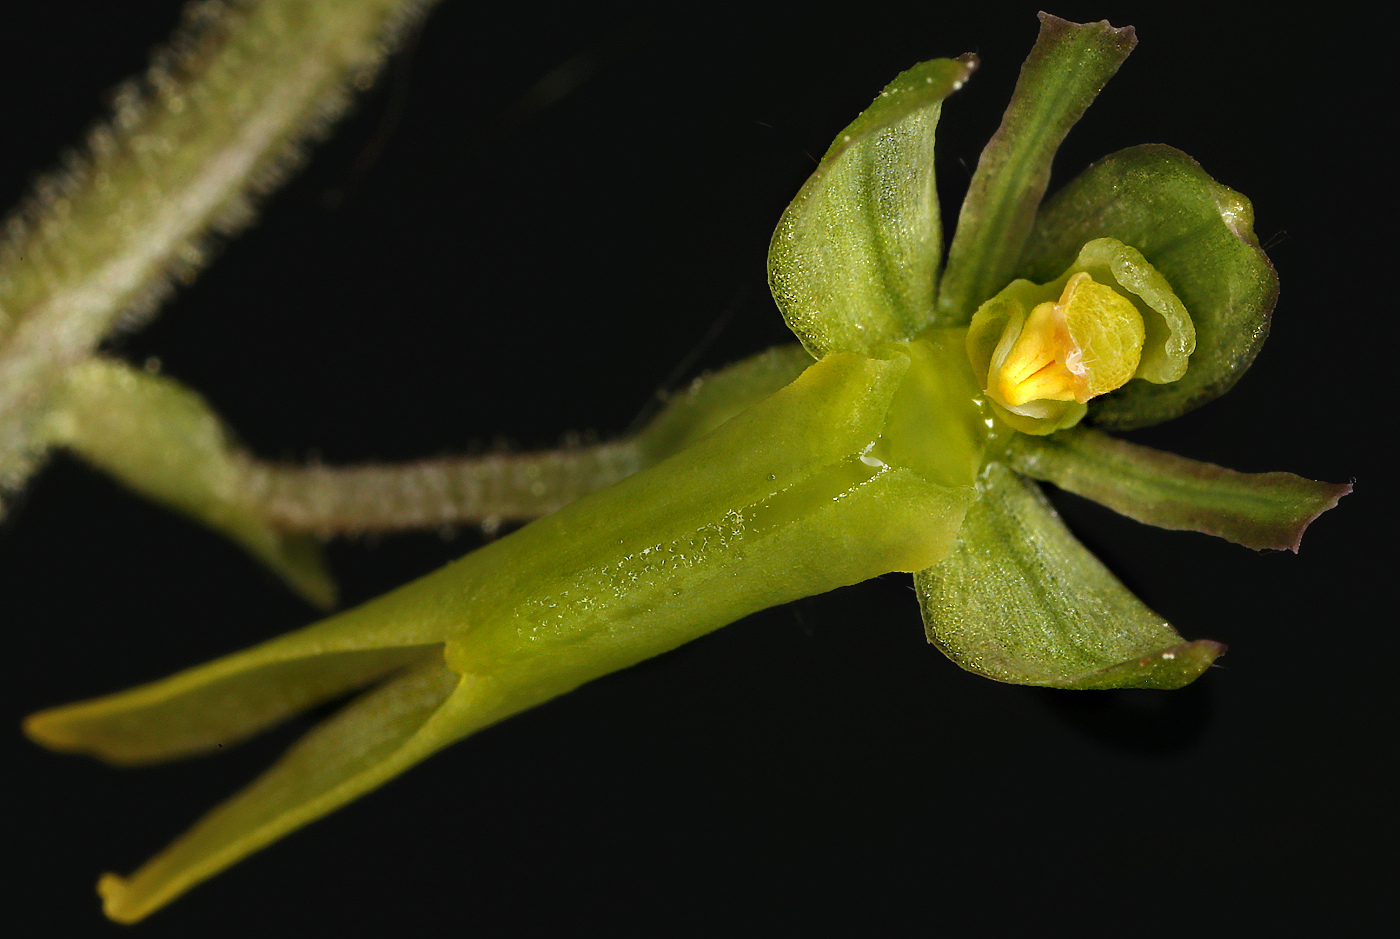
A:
[21,12,1348,924]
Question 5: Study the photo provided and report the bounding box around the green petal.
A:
[1020,145,1278,428]
[1006,427,1352,552]
[938,14,1136,324]
[1069,238,1195,384]
[914,463,1223,689]
[768,56,975,356]
[41,358,335,607]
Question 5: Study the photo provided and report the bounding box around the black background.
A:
[3,2,1384,934]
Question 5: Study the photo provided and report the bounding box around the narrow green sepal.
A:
[1020,145,1278,428]
[94,653,467,924]
[1006,426,1351,552]
[768,56,976,356]
[633,344,812,466]
[41,358,335,606]
[914,463,1221,689]
[24,644,438,766]
[23,585,488,923]
[938,13,1136,324]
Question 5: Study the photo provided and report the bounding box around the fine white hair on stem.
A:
[239,442,646,537]
[0,0,438,502]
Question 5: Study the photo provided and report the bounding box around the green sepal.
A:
[40,357,335,607]
[768,56,976,356]
[1020,145,1278,428]
[24,644,439,766]
[1006,426,1352,552]
[938,13,1136,324]
[914,462,1223,689]
[633,344,813,466]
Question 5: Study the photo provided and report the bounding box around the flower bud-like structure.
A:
[992,272,1143,405]
[967,238,1194,434]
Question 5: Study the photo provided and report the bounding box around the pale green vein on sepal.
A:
[1005,427,1351,552]
[938,13,1136,325]
[768,56,976,356]
[1021,145,1278,428]
[915,463,1222,689]
[40,358,335,607]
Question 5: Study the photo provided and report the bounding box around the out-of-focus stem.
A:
[239,444,646,537]
[235,345,815,537]
[0,0,436,495]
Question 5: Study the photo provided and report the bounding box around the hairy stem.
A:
[0,0,436,495]
[233,345,813,537]
[239,444,646,537]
